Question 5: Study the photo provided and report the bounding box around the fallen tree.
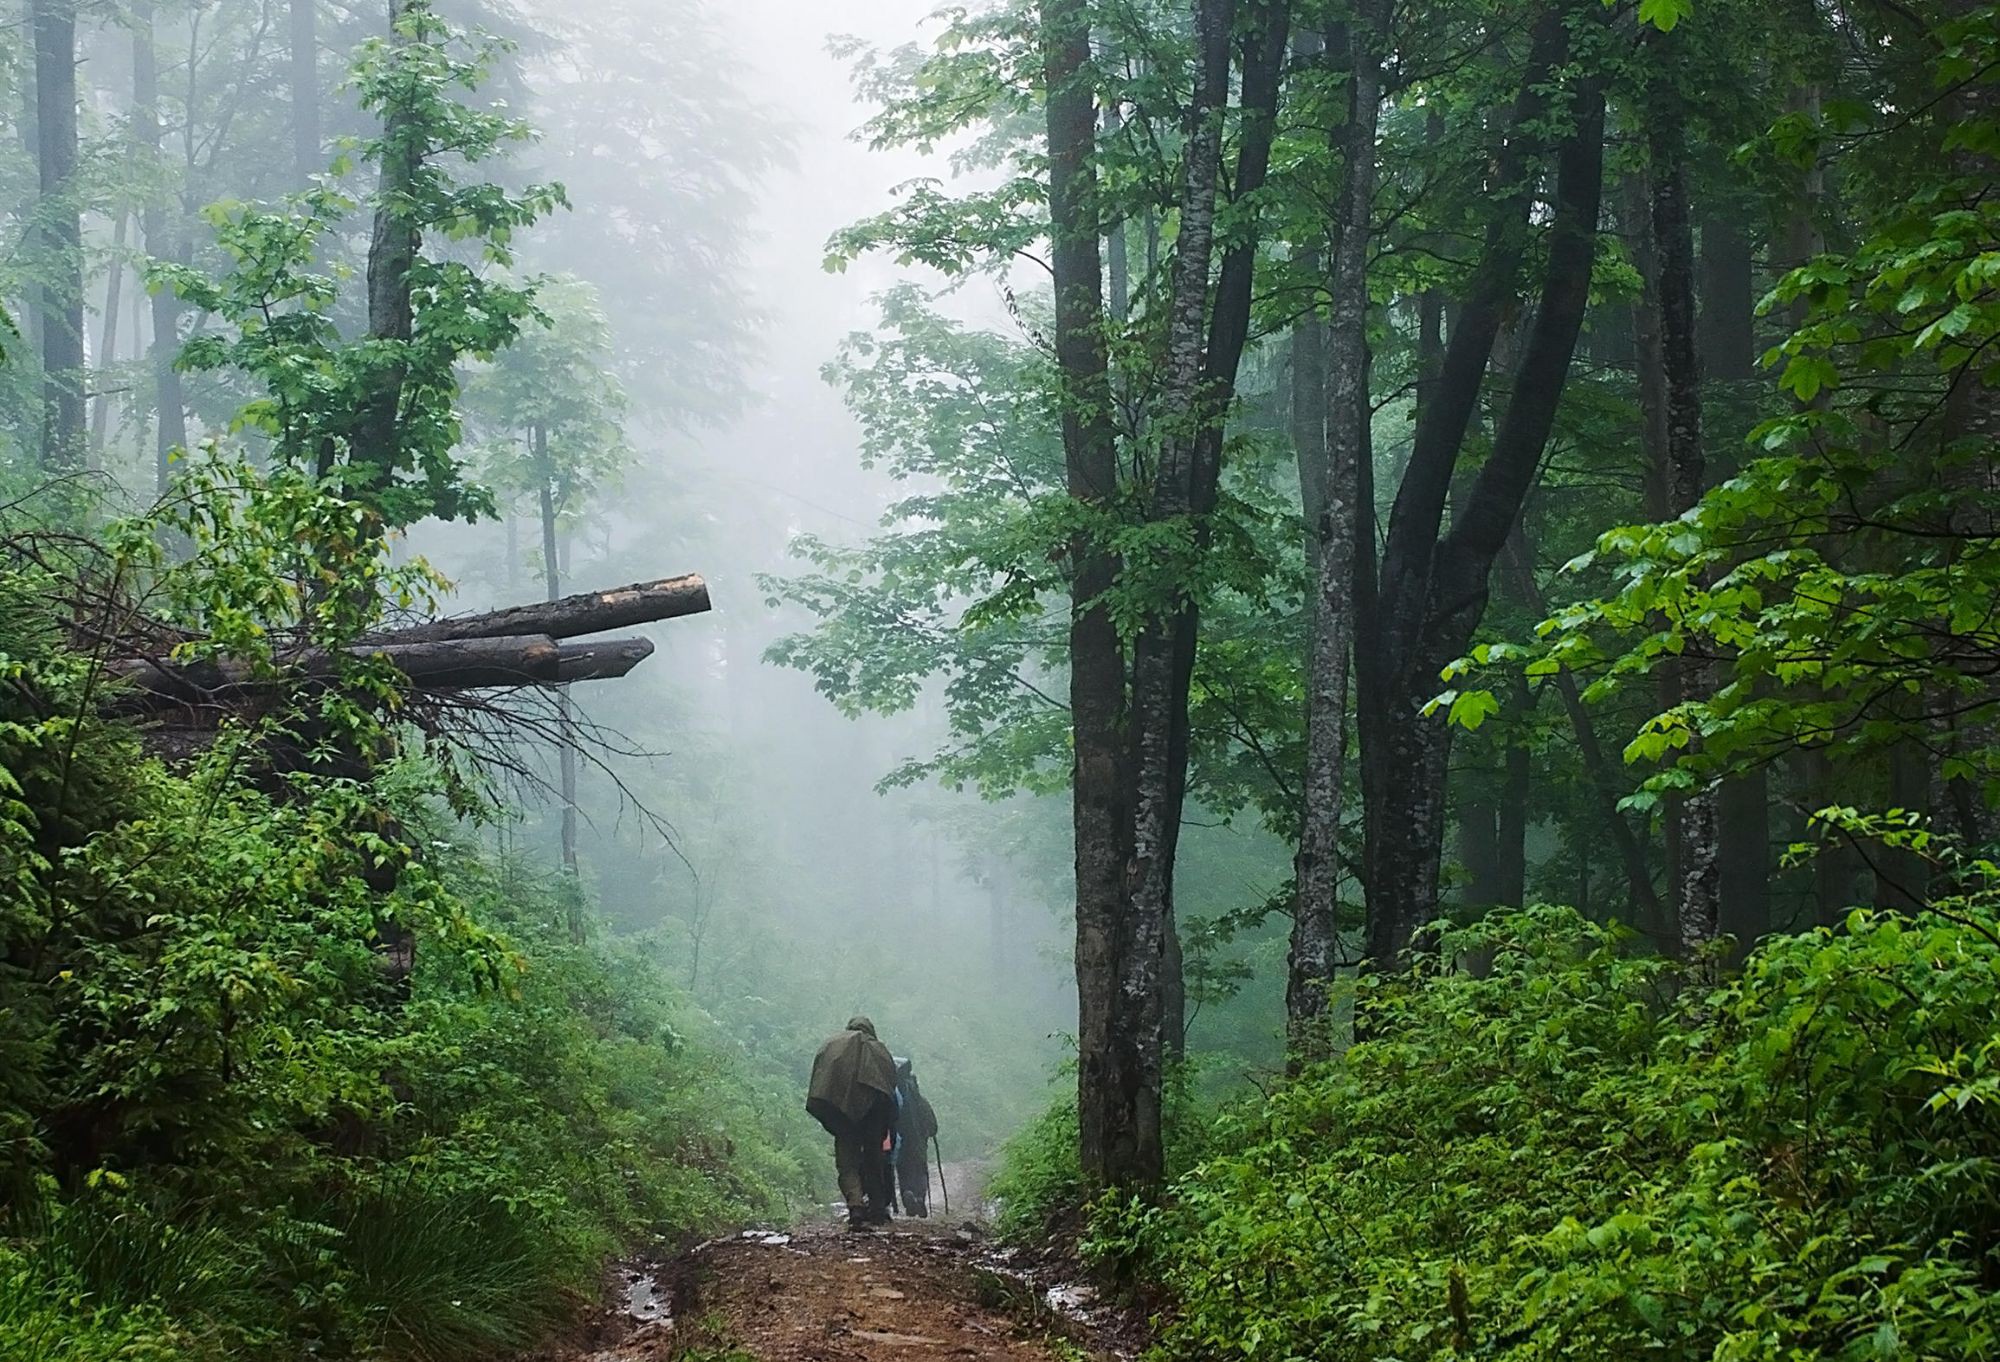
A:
[101,573,706,714]
[365,574,710,645]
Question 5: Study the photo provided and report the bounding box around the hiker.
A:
[806,1016,898,1228]
[890,1057,939,1218]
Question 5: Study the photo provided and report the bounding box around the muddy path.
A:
[538,1215,1130,1362]
[523,1140,1145,1362]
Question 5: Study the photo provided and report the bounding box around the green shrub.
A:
[325,1190,577,1361]
[989,1094,1083,1240]
[1117,903,2000,1361]
[0,1240,196,1362]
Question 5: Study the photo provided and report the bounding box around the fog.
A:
[10,0,1289,1160]
[408,0,1080,1154]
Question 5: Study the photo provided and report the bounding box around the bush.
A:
[0,1239,195,1362]
[1116,903,2000,1361]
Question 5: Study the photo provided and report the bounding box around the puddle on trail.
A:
[619,1264,669,1327]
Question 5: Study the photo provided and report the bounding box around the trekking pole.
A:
[933,1136,950,1217]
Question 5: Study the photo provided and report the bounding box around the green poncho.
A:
[806,1016,897,1133]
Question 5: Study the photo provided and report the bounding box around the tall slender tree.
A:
[1356,0,1608,966]
[1290,0,1385,1052]
[32,0,84,473]
[134,0,189,495]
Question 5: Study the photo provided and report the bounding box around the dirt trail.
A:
[552,1219,1109,1362]
[544,1168,1128,1362]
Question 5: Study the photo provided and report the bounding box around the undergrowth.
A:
[1095,903,2000,1361]
[0,560,813,1360]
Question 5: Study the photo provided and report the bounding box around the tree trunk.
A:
[1642,49,1720,960]
[1698,205,1769,954]
[134,0,188,497]
[1125,0,1232,1112]
[1631,176,1685,943]
[1290,1,1377,1056]
[89,212,129,463]
[1460,796,1501,908]
[290,0,320,186]
[353,0,418,495]
[109,633,655,703]
[1358,1,1603,966]
[34,0,85,473]
[536,425,580,907]
[1103,100,1130,323]
[1042,0,1144,1190]
[371,573,709,644]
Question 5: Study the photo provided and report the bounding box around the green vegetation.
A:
[7,0,2000,1357]
[0,544,808,1358]
[1095,894,2000,1361]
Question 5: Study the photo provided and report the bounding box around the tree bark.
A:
[1124,0,1232,1116]
[1156,0,1289,1063]
[1641,47,1720,960]
[1290,0,1377,1055]
[33,0,85,473]
[89,212,129,463]
[134,0,188,497]
[1042,0,1142,1190]
[1103,99,1130,323]
[351,0,418,494]
[535,424,580,896]
[1358,1,1604,967]
[1460,797,1500,907]
[1698,205,1770,953]
[370,573,710,644]
[108,632,655,707]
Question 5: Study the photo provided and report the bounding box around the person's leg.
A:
[834,1132,868,1226]
[858,1103,893,1223]
[898,1158,927,1217]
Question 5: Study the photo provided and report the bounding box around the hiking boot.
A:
[846,1209,874,1231]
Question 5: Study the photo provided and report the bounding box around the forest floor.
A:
[532,1161,1135,1362]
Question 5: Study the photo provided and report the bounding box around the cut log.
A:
[109,631,663,713]
[109,633,563,700]
[555,636,655,683]
[368,574,710,645]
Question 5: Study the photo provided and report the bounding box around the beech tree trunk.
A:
[1641,49,1721,959]
[1290,2,1379,1054]
[1125,0,1231,1100]
[1043,0,1145,1190]
[351,0,418,493]
[134,0,188,495]
[1357,1,1604,967]
[33,0,85,473]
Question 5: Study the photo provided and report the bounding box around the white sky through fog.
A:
[711,0,1016,530]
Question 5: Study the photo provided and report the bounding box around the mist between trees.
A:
[3,0,2000,1360]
